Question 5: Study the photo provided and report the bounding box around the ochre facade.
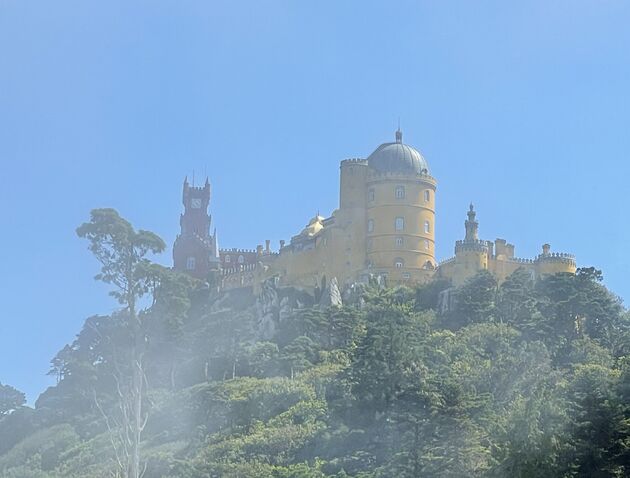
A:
[258,130,438,290]
[436,205,576,287]
[174,130,576,290]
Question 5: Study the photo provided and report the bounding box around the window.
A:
[368,188,375,202]
[394,258,404,268]
[367,239,373,251]
[402,272,411,280]
[395,217,405,231]
[238,255,245,264]
[424,220,430,234]
[424,239,430,250]
[395,185,405,199]
[186,257,196,270]
[367,219,374,233]
[395,236,404,247]
[424,190,430,202]
[225,255,231,263]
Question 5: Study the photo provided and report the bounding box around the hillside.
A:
[1,210,629,478]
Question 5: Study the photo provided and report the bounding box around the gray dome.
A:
[367,130,429,174]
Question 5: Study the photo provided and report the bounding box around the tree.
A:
[77,208,165,478]
[496,268,544,340]
[563,364,625,477]
[536,268,623,346]
[447,270,497,328]
[0,383,25,416]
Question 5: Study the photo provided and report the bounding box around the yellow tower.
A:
[450,204,490,285]
[365,129,437,284]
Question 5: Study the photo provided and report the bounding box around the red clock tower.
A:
[173,176,220,279]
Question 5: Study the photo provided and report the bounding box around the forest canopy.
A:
[1,210,629,478]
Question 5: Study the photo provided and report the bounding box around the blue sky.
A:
[1,1,629,402]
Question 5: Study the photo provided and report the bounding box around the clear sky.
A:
[1,1,630,403]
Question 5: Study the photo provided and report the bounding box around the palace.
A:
[172,130,576,291]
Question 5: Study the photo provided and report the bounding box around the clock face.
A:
[191,198,202,209]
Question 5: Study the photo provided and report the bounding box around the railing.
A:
[505,257,535,264]
[220,248,257,254]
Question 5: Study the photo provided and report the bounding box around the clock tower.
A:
[173,176,220,279]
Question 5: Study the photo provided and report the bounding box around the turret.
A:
[453,204,489,283]
[365,130,437,283]
[173,176,220,279]
[465,203,478,241]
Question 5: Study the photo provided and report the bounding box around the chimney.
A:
[256,245,263,256]
[265,239,271,254]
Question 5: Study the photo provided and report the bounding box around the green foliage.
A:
[447,270,498,328]
[0,424,80,476]
[0,382,25,416]
[76,208,166,305]
[5,208,630,477]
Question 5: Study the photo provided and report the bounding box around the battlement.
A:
[186,185,208,192]
[535,252,576,265]
[455,239,490,254]
[340,158,367,165]
[503,257,535,264]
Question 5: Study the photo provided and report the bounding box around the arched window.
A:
[395,236,404,247]
[424,220,430,234]
[238,255,245,264]
[225,255,231,263]
[367,239,373,251]
[395,185,405,199]
[186,257,196,270]
[424,239,430,250]
[368,188,375,202]
[367,219,374,233]
[395,217,405,231]
[394,258,404,269]
[424,190,430,202]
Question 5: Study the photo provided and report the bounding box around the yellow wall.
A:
[366,171,437,283]
[437,249,577,287]
[244,150,576,293]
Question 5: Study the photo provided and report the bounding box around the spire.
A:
[205,176,210,187]
[465,203,479,241]
[395,127,403,144]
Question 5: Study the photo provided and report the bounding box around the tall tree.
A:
[77,208,165,478]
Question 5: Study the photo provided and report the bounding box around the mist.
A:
[2,1,630,477]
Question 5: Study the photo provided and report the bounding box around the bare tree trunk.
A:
[129,306,147,478]
[170,362,176,390]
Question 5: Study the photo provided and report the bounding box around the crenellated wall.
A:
[176,134,577,293]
